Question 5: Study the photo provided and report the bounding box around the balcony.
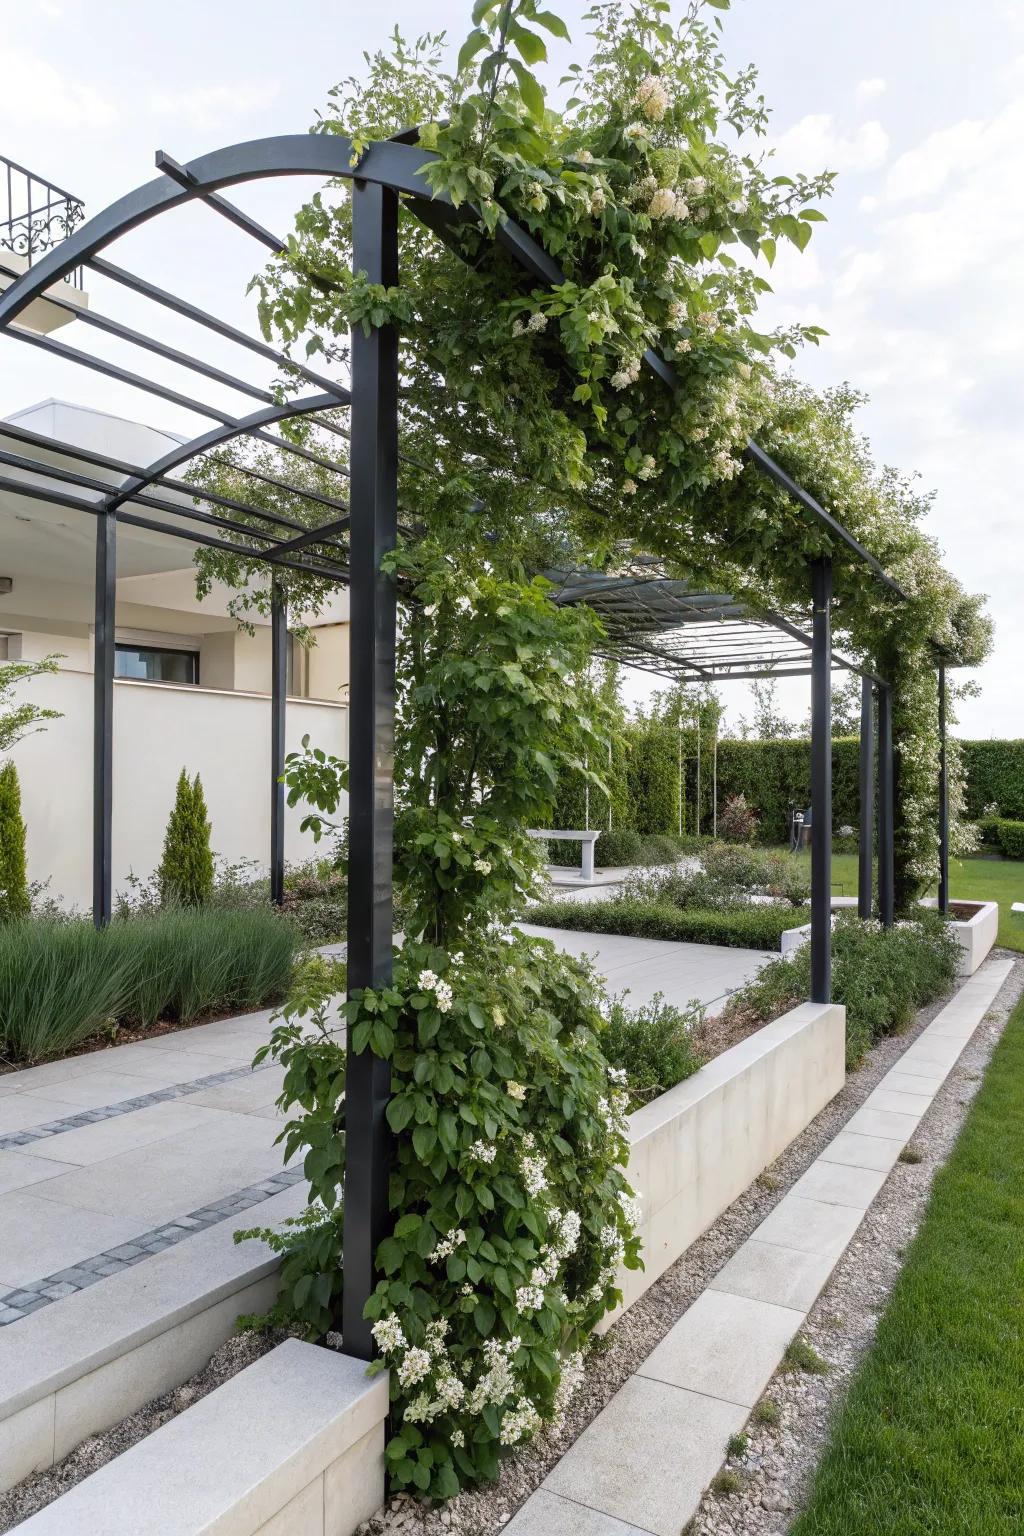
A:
[0,153,89,333]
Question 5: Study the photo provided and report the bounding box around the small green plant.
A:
[727,1431,748,1457]
[601,991,705,1108]
[899,1145,924,1164]
[782,1335,830,1375]
[711,1469,743,1496]
[157,769,215,907]
[0,760,30,922]
[752,1398,782,1427]
[757,1170,782,1192]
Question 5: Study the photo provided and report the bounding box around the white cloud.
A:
[771,113,890,174]
[0,46,117,130]
[149,82,279,134]
[856,77,887,99]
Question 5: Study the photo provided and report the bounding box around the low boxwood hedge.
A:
[977,816,1024,859]
[528,897,799,951]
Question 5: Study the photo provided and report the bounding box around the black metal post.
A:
[938,661,949,914]
[342,178,398,1361]
[878,684,895,927]
[270,578,287,906]
[858,674,874,919]
[93,509,116,927]
[810,559,833,1004]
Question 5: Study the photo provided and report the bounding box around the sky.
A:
[0,0,1021,738]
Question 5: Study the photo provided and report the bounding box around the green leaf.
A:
[412,1124,437,1161]
[533,8,571,39]
[457,27,489,73]
[509,59,545,119]
[509,23,547,64]
[474,1299,497,1336]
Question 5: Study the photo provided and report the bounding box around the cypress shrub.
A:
[0,761,30,922]
[157,769,215,906]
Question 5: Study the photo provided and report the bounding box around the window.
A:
[115,643,198,686]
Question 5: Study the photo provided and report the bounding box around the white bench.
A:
[13,1339,388,1536]
[528,828,601,882]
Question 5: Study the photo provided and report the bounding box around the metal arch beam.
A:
[0,135,446,328]
[99,391,345,513]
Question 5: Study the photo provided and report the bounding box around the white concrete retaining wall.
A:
[0,1185,306,1493]
[11,1339,387,1536]
[8,667,348,911]
[920,898,999,975]
[603,1000,846,1325]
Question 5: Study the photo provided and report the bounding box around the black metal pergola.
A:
[0,131,953,1358]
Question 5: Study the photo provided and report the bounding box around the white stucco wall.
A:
[9,666,348,912]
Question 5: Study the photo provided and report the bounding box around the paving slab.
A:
[542,1375,746,1536]
[0,1190,150,1289]
[638,1289,802,1407]
[789,1158,889,1209]
[505,1490,650,1536]
[0,1149,79,1195]
[520,925,772,1015]
[709,1239,837,1313]
[20,1070,178,1112]
[817,1130,906,1170]
[25,1100,232,1168]
[0,1095,84,1134]
[750,1194,865,1258]
[844,1104,922,1141]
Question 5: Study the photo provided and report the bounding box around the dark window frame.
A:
[114,641,199,686]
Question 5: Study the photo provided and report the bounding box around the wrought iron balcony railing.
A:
[0,153,85,287]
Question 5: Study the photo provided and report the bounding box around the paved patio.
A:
[523,924,773,1015]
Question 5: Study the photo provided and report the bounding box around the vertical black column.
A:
[878,683,895,927]
[270,579,287,907]
[93,509,116,928]
[858,674,874,919]
[938,661,949,914]
[342,178,398,1361]
[810,559,833,1004]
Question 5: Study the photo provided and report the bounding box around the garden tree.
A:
[736,678,794,741]
[0,761,30,922]
[0,654,62,755]
[215,0,989,907]
[157,770,215,907]
[251,545,640,1496]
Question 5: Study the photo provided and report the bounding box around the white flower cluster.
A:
[428,1227,467,1263]
[526,181,548,211]
[515,1283,546,1313]
[473,857,492,874]
[418,968,453,1013]
[624,120,647,141]
[611,357,641,390]
[622,477,638,495]
[469,1138,496,1164]
[547,1206,582,1259]
[466,1336,520,1414]
[371,1313,406,1354]
[648,187,689,221]
[636,74,670,122]
[637,454,658,481]
[506,1080,527,1102]
[589,185,607,215]
[685,175,707,198]
[500,1397,542,1445]
[511,310,548,337]
[552,1349,585,1419]
[520,1147,548,1196]
[398,1346,432,1387]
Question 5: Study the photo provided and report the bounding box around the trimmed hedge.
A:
[979,817,1024,859]
[528,897,798,951]
[959,739,1024,821]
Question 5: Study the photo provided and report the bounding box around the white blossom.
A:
[428,1228,467,1263]
[506,1080,527,1102]
[622,478,638,495]
[624,120,647,140]
[398,1347,432,1387]
[371,1314,405,1354]
[473,857,492,874]
[526,311,548,333]
[469,1139,497,1163]
[636,74,669,122]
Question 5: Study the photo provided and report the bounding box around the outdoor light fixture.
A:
[0,577,12,594]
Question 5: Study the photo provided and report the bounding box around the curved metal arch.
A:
[101,390,346,515]
[0,135,445,327]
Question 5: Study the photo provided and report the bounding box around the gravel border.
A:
[3,962,1014,1536]
[688,952,1024,1536]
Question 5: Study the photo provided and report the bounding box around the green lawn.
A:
[774,847,1024,954]
[791,995,1024,1535]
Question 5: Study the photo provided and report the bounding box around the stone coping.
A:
[0,1184,305,1427]
[10,1339,388,1536]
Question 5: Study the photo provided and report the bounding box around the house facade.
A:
[1,399,350,911]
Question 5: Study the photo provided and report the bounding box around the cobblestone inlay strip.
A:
[0,1059,274,1153]
[0,1166,304,1326]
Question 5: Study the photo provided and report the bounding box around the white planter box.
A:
[920,898,999,975]
[600,1000,846,1327]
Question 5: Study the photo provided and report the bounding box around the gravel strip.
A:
[688,952,1024,1536]
[3,962,1014,1536]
